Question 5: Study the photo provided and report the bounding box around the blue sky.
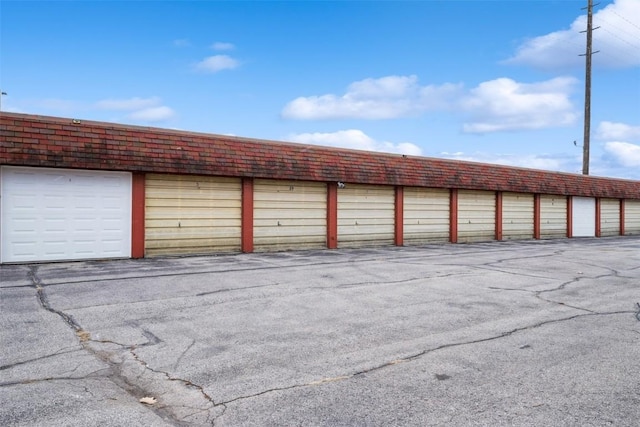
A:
[1,0,639,179]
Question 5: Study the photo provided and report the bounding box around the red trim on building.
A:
[620,199,626,236]
[395,186,404,246]
[326,183,338,249]
[131,172,145,258]
[495,191,503,241]
[567,196,573,238]
[595,198,602,237]
[241,178,254,253]
[533,194,541,240]
[449,189,458,243]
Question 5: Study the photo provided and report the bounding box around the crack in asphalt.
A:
[0,346,82,371]
[25,265,219,426]
[211,309,636,414]
[17,248,640,425]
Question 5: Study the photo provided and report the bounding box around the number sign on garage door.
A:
[1,166,132,263]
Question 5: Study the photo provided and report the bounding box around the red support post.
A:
[241,178,254,253]
[495,191,503,241]
[620,199,626,236]
[449,189,458,243]
[131,172,146,259]
[567,196,573,238]
[533,194,541,240]
[326,182,338,249]
[595,198,602,237]
[395,186,404,246]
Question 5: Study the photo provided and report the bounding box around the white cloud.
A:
[195,55,240,72]
[604,141,640,167]
[94,96,175,122]
[440,151,581,173]
[95,97,161,111]
[282,74,577,133]
[288,129,422,156]
[282,75,462,120]
[504,0,640,69]
[32,98,81,113]
[211,42,235,51]
[127,106,175,122]
[596,121,640,140]
[173,39,191,47]
[461,77,578,133]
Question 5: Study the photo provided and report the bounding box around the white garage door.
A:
[1,166,131,263]
[572,196,595,237]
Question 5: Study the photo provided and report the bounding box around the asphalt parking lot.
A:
[1,237,639,426]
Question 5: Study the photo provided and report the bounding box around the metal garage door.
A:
[572,196,596,237]
[403,187,449,244]
[625,200,640,235]
[458,190,495,243]
[600,199,620,237]
[145,174,241,256]
[502,192,534,240]
[254,179,326,251]
[540,195,567,239]
[0,166,131,263]
[338,184,394,248]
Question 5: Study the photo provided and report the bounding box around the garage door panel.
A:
[625,200,640,234]
[502,193,534,240]
[145,174,242,256]
[540,195,567,239]
[254,179,327,251]
[458,190,496,242]
[572,197,596,237]
[338,184,395,248]
[1,166,132,263]
[600,199,620,236]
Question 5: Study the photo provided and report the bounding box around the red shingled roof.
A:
[1,112,639,199]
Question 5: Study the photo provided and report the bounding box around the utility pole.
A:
[0,91,6,112]
[580,0,599,175]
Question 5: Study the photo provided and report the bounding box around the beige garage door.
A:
[403,187,449,244]
[254,179,326,251]
[338,184,395,248]
[600,199,620,237]
[540,195,567,239]
[145,174,241,256]
[625,199,640,235]
[502,192,534,240]
[458,190,495,243]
